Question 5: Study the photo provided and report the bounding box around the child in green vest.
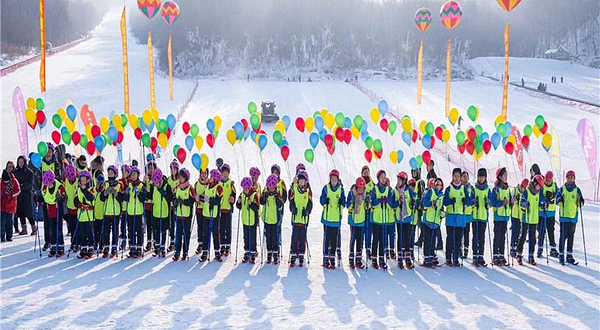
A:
[75,171,95,259]
[200,169,223,262]
[538,171,558,258]
[237,177,260,264]
[173,168,196,261]
[41,171,66,257]
[347,177,368,269]
[369,170,395,270]
[289,170,312,267]
[124,167,145,258]
[556,170,584,265]
[149,168,173,258]
[395,173,417,269]
[167,160,180,252]
[219,164,236,257]
[472,168,492,267]
[99,165,123,258]
[491,167,511,266]
[517,174,546,265]
[510,179,528,258]
[421,178,444,268]
[320,169,346,269]
[194,168,209,254]
[461,171,474,258]
[261,174,285,264]
[361,166,375,261]
[63,165,79,251]
[443,168,471,267]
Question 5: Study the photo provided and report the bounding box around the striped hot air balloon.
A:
[439,1,462,30]
[137,0,162,20]
[161,1,180,27]
[414,7,432,33]
[497,0,522,12]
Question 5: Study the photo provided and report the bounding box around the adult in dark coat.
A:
[13,156,35,235]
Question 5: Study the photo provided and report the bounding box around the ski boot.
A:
[421,257,434,268]
[478,257,487,267]
[432,256,439,266]
[273,252,280,265]
[213,252,222,262]
[445,259,453,267]
[366,248,372,261]
[200,251,208,262]
[348,253,355,269]
[102,248,110,258]
[559,253,565,265]
[329,256,336,269]
[181,253,188,261]
[19,228,28,236]
[144,242,153,252]
[336,248,342,261]
[405,256,414,269]
[323,257,330,269]
[298,254,305,267]
[379,257,388,270]
[77,248,87,259]
[250,254,256,264]
[462,247,469,259]
[242,252,250,263]
[43,242,50,251]
[57,248,65,257]
[536,248,543,258]
[510,247,517,258]
[30,225,37,236]
[220,245,226,257]
[355,254,364,269]
[160,250,166,258]
[172,254,180,261]
[267,252,273,264]
[566,254,578,265]
[397,257,404,269]
[389,250,396,260]
[516,255,523,265]
[453,260,461,267]
[492,255,501,266]
[528,255,536,266]
[168,242,175,252]
[371,257,379,270]
[289,255,297,267]
[110,249,117,259]
[195,244,203,254]
[225,245,231,257]
[48,248,57,258]
[499,256,508,266]
[549,248,559,258]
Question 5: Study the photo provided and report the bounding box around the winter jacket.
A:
[2,173,21,214]
[13,157,33,192]
[28,161,42,191]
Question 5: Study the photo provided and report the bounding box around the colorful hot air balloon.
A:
[440,1,462,30]
[415,7,432,32]
[137,0,162,19]
[161,1,180,26]
[497,0,522,12]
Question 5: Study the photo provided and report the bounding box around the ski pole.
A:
[487,220,493,267]
[67,215,80,259]
[579,206,588,266]
[97,198,108,257]
[33,199,42,257]
[543,207,549,265]
[234,207,241,264]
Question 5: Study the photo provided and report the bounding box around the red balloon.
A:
[295,117,305,132]
[36,111,46,125]
[540,121,548,134]
[521,135,530,150]
[166,129,172,139]
[134,128,143,140]
[324,134,334,148]
[422,150,431,165]
[434,126,443,140]
[364,149,373,163]
[467,128,477,142]
[182,122,190,135]
[72,131,81,145]
[504,141,514,155]
[51,131,61,145]
[412,129,418,142]
[150,137,158,150]
[457,143,466,154]
[430,136,436,149]
[482,140,492,154]
[240,119,248,131]
[117,131,124,144]
[334,127,344,142]
[176,147,187,164]
[343,129,352,144]
[380,118,388,132]
[91,125,101,138]
[259,129,266,135]
[86,141,96,155]
[374,149,383,159]
[280,145,290,161]
[327,145,335,155]
[207,133,215,148]
[465,141,475,155]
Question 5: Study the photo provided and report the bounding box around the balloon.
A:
[99,117,109,134]
[116,131,124,144]
[112,114,122,129]
[491,132,501,150]
[232,122,244,140]
[449,108,459,125]
[497,0,522,12]
[324,113,335,131]
[304,149,314,163]
[364,149,373,163]
[397,150,404,163]
[482,140,492,154]
[295,117,305,132]
[344,129,352,144]
[190,124,199,138]
[25,109,37,129]
[193,136,203,150]
[192,153,202,171]
[137,0,162,19]
[351,126,360,140]
[440,1,462,30]
[72,131,81,145]
[51,131,61,145]
[435,126,443,140]
[176,147,186,164]
[379,118,388,132]
[401,117,412,133]
[409,157,418,170]
[161,0,180,26]
[532,125,541,138]
[63,118,74,133]
[158,133,168,149]
[389,151,398,164]
[370,108,380,124]
[141,133,151,147]
[51,114,62,129]
[37,142,48,157]
[365,136,374,149]
[523,124,533,137]
[30,153,42,168]
[465,141,474,155]
[467,105,479,122]
[535,115,545,129]
[134,128,142,140]
[164,114,176,131]
[504,141,514,155]
[142,110,153,126]
[456,131,465,146]
[250,113,261,131]
[335,112,345,128]
[540,121,548,134]
[467,128,476,142]
[56,108,66,120]
[415,7,433,32]
[305,132,317,149]
[324,134,334,148]
[86,141,96,155]
[200,153,209,170]
[373,139,382,152]
[353,115,364,131]
[422,135,432,150]
[378,100,388,116]
[26,97,36,109]
[457,143,466,154]
[280,145,290,161]
[157,119,168,133]
[496,123,506,137]
[541,133,552,151]
[258,134,267,151]
[126,115,138,130]
[94,136,106,153]
[281,115,290,130]
[419,121,427,135]
[305,116,314,132]
[425,122,434,136]
[107,127,118,142]
[206,133,216,148]
[334,127,344,142]
[225,129,236,146]
[402,131,412,146]
[374,149,382,160]
[442,129,451,143]
[206,118,216,134]
[412,130,418,143]
[273,130,283,146]
[181,121,190,135]
[521,135,530,151]
[313,116,324,132]
[248,101,257,114]
[66,104,77,121]
[344,117,352,129]
[185,135,194,151]
[388,121,397,135]
[422,150,431,165]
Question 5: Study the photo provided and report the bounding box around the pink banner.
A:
[12,86,29,155]
[577,119,598,180]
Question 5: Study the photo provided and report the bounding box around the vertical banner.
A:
[39,0,46,93]
[168,35,173,101]
[120,7,130,115]
[80,104,98,127]
[417,40,423,105]
[445,37,451,117]
[12,87,29,155]
[501,23,509,120]
[577,119,598,181]
[148,30,156,109]
[512,127,524,172]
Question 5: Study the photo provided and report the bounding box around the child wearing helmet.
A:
[319,169,346,269]
[288,170,312,267]
[143,161,156,252]
[538,171,558,259]
[510,179,529,258]
[194,168,209,254]
[41,171,66,257]
[249,167,261,199]
[346,177,368,269]
[490,167,511,266]
[261,174,284,264]
[149,168,174,258]
[200,169,224,262]
[219,164,236,257]
[63,165,79,251]
[360,166,375,260]
[124,167,146,258]
[470,168,492,267]
[270,164,287,260]
[443,168,472,267]
[460,171,474,259]
[421,178,445,268]
[516,174,547,265]
[172,168,196,261]
[167,160,180,252]
[92,174,105,253]
[394,171,417,269]
[556,171,584,265]
[99,165,124,258]
[236,177,260,264]
[74,171,96,259]
[119,164,131,251]
[369,170,396,270]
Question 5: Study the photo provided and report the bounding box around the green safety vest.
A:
[473,186,490,221]
[559,186,578,219]
[168,176,179,191]
[152,183,170,218]
[446,184,466,215]
[511,188,523,219]
[94,189,104,220]
[42,181,61,205]
[195,180,208,210]
[349,193,367,225]
[221,180,234,211]
[41,160,55,175]
[394,188,414,223]
[202,183,221,218]
[126,181,144,216]
[76,188,95,222]
[262,190,279,225]
[64,179,78,210]
[103,181,122,216]
[240,192,258,226]
[292,186,310,224]
[323,184,342,223]
[523,190,540,224]
[543,182,557,212]
[175,185,193,218]
[372,185,392,224]
[424,190,443,225]
[493,186,511,217]
[464,184,474,215]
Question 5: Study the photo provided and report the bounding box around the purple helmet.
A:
[152,168,163,185]
[129,166,140,176]
[249,167,261,178]
[266,174,279,189]
[271,164,281,175]
[210,169,222,182]
[296,163,306,172]
[297,170,309,182]
[121,164,131,174]
[179,168,190,181]
[78,170,92,181]
[107,165,119,176]
[220,163,230,173]
[42,171,55,186]
[47,142,55,153]
[170,160,180,171]
[241,177,253,190]
[65,164,77,181]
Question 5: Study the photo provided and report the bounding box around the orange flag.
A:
[39,0,46,93]
[148,30,156,109]
[121,7,130,115]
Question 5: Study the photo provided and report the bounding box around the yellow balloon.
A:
[494,115,505,127]
[389,151,398,164]
[449,108,459,125]
[151,108,160,122]
[26,98,36,109]
[65,118,75,133]
[274,122,285,133]
[129,114,139,129]
[542,133,552,150]
[507,135,516,146]
[370,108,380,124]
[324,113,335,130]
[85,125,93,140]
[305,116,315,132]
[532,125,541,138]
[474,151,483,162]
[57,108,66,120]
[320,109,329,118]
[25,108,37,126]
[158,133,168,149]
[142,110,153,126]
[226,129,236,146]
[195,136,204,150]
[419,120,427,135]
[442,129,451,143]
[200,153,209,170]
[214,116,222,131]
[112,114,122,129]
[401,118,412,133]
[99,117,110,133]
[351,125,360,139]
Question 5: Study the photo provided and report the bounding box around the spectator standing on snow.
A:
[1,169,21,242]
[13,156,35,236]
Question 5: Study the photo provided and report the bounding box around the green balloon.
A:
[467,105,478,122]
[496,123,506,137]
[425,122,434,136]
[304,148,314,163]
[248,102,257,114]
[37,141,48,157]
[475,142,483,154]
[120,114,128,127]
[456,131,466,146]
[104,134,113,146]
[213,130,219,139]
[475,124,483,138]
[416,155,423,168]
[61,130,72,145]
[365,136,373,149]
[80,135,88,148]
[353,115,363,130]
[250,113,261,130]
[51,114,62,129]
[190,124,199,138]
[173,145,181,158]
[388,121,397,135]
[440,124,447,130]
[273,130,283,146]
[335,112,345,128]
[523,124,533,137]
[36,98,45,110]
[313,111,321,119]
[158,119,168,133]
[373,139,382,152]
[535,115,545,129]
[142,133,151,147]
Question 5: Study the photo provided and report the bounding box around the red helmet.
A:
[532,174,544,187]
[428,178,436,188]
[329,169,340,178]
[545,171,554,181]
[566,170,576,179]
[496,167,507,179]
[397,171,408,180]
[521,179,529,188]
[355,177,366,189]
[407,179,416,186]
[376,169,386,180]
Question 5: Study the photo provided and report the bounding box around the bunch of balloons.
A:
[25,97,46,129]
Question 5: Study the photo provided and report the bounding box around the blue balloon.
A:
[147,120,154,133]
[191,153,201,171]
[360,130,369,142]
[501,136,507,147]
[243,127,251,141]
[319,128,327,142]
[344,117,352,129]
[378,100,389,116]
[60,126,68,133]
[258,134,268,151]
[281,139,289,147]
[282,115,291,131]
[309,132,319,149]
[481,132,490,142]
[146,153,155,162]
[94,136,105,153]
[397,150,404,164]
[66,104,77,121]
[315,116,324,132]
[504,122,513,138]
[167,114,177,131]
[31,153,42,168]
[250,130,258,143]
[422,135,432,150]
[491,132,501,150]
[185,135,194,151]
[234,122,244,139]
[402,131,412,146]
[207,119,215,134]
[409,157,418,170]
[39,118,47,129]
[107,127,118,141]
[361,121,369,133]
